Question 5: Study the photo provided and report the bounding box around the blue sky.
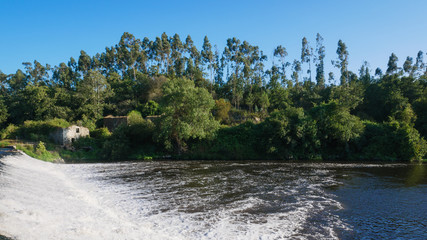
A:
[1,0,427,81]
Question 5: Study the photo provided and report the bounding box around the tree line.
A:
[0,32,426,161]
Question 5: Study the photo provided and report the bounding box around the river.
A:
[0,152,426,239]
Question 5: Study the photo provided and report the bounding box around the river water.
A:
[0,153,426,239]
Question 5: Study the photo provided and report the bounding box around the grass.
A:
[16,143,61,162]
[0,140,11,148]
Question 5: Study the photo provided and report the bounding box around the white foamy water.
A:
[0,153,351,240]
[0,154,167,240]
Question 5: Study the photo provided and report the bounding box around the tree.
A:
[78,50,92,76]
[403,56,413,76]
[273,45,289,85]
[76,70,112,120]
[358,61,371,85]
[328,72,335,85]
[8,85,54,122]
[161,32,171,73]
[301,37,312,81]
[171,33,184,76]
[292,60,302,86]
[116,32,145,80]
[201,36,216,93]
[22,60,51,86]
[261,107,319,159]
[223,37,244,108]
[315,33,325,88]
[141,100,159,117]
[415,51,424,77]
[332,40,349,85]
[214,98,231,123]
[375,67,383,79]
[386,53,399,75]
[156,77,219,153]
[311,101,364,158]
[0,97,8,127]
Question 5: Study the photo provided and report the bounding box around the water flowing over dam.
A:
[1,153,427,239]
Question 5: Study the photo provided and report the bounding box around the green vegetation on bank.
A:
[0,32,426,162]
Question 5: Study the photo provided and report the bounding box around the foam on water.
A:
[0,155,350,240]
[0,154,171,240]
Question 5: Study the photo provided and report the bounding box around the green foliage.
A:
[0,140,11,148]
[76,70,112,121]
[35,141,47,154]
[311,101,364,159]
[1,32,427,162]
[90,127,111,139]
[102,117,156,160]
[0,97,8,127]
[18,118,70,142]
[16,142,60,162]
[127,110,144,125]
[261,107,320,160]
[156,77,219,153]
[102,124,130,160]
[268,87,291,111]
[8,85,54,123]
[141,100,159,117]
[0,124,18,140]
[357,121,427,161]
[214,98,231,124]
[191,122,261,160]
[413,96,427,138]
[329,84,363,109]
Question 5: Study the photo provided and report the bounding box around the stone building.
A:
[103,115,128,132]
[50,125,90,146]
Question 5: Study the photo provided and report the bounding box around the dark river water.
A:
[1,153,427,239]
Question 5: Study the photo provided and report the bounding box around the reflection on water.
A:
[332,164,427,239]
[0,154,426,239]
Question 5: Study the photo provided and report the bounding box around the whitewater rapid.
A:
[0,153,167,240]
[0,153,350,240]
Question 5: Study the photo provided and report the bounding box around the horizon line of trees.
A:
[0,32,426,161]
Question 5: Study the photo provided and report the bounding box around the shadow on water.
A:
[331,164,427,239]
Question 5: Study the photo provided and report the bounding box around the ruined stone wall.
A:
[63,126,90,146]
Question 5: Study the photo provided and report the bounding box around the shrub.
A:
[141,100,159,117]
[260,107,320,160]
[214,98,231,124]
[0,124,18,140]
[357,121,427,161]
[17,118,70,141]
[90,127,111,139]
[35,141,47,155]
[127,110,144,125]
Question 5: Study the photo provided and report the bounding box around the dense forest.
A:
[0,32,426,161]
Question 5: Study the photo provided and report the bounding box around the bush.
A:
[17,118,70,141]
[35,141,47,155]
[310,101,364,159]
[16,141,60,162]
[260,107,320,160]
[127,110,144,125]
[90,127,111,140]
[141,100,159,117]
[102,118,156,160]
[357,121,427,161]
[214,98,231,124]
[190,122,262,160]
[0,124,18,140]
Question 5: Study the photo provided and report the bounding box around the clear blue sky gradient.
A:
[1,0,427,81]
